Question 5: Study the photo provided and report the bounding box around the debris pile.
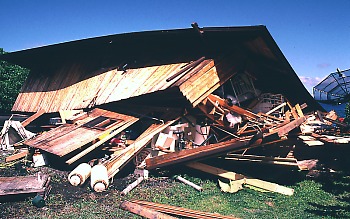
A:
[1,24,349,216]
[1,87,350,211]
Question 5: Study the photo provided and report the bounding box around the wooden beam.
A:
[223,154,299,167]
[186,162,245,180]
[207,94,260,120]
[21,109,45,127]
[295,104,304,117]
[277,117,306,137]
[145,137,252,170]
[105,119,179,178]
[197,104,225,126]
[131,200,240,219]
[5,149,29,162]
[266,102,286,115]
[66,118,139,164]
[186,162,294,196]
[120,201,177,219]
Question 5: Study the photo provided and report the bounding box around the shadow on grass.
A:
[306,156,350,218]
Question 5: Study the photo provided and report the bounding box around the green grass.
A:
[1,155,350,219]
[125,172,350,219]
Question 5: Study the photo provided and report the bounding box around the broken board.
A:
[23,108,138,157]
[0,173,49,197]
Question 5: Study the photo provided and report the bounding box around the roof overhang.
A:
[0,24,324,112]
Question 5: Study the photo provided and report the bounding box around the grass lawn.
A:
[1,153,350,219]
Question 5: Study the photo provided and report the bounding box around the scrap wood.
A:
[296,159,318,170]
[266,102,286,115]
[59,110,83,124]
[223,153,299,167]
[0,173,49,197]
[323,116,350,128]
[66,117,139,164]
[105,118,179,178]
[145,136,254,170]
[120,169,149,195]
[186,162,294,196]
[286,101,299,119]
[21,109,46,127]
[5,148,29,162]
[275,116,306,137]
[207,94,260,120]
[197,104,225,126]
[310,133,339,143]
[24,108,138,158]
[120,200,177,219]
[130,200,240,219]
[298,135,324,146]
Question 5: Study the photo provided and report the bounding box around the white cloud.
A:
[317,63,331,69]
[299,76,323,94]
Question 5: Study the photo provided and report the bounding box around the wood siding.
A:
[12,56,239,113]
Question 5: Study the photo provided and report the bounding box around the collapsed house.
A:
[2,24,348,203]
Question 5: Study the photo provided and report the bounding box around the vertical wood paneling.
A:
[12,56,237,112]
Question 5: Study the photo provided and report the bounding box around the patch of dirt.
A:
[0,150,158,218]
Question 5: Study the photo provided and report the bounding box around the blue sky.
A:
[1,0,349,93]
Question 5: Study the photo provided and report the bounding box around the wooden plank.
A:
[131,200,240,219]
[277,117,306,137]
[166,56,206,82]
[145,137,252,170]
[186,162,245,180]
[66,117,139,164]
[5,149,28,162]
[286,102,299,119]
[24,109,138,157]
[105,118,179,178]
[21,109,46,127]
[120,200,177,219]
[207,94,260,120]
[0,174,49,196]
[295,104,304,117]
[184,57,238,103]
[266,102,286,115]
[186,162,294,196]
[172,59,214,87]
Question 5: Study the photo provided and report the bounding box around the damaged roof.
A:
[0,24,323,113]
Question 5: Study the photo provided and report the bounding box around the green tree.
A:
[0,48,29,113]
